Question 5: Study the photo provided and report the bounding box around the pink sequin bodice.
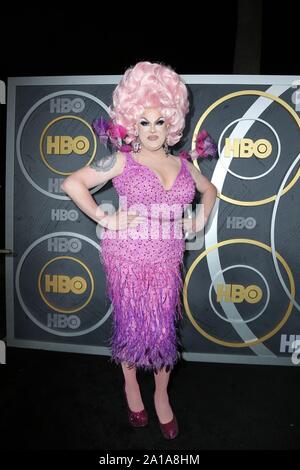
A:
[100,152,196,264]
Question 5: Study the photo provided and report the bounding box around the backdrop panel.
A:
[5,75,300,366]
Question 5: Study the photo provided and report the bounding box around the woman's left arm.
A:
[186,160,218,230]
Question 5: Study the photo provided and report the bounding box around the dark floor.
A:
[1,347,300,450]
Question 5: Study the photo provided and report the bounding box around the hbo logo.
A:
[227,217,256,229]
[51,209,79,222]
[47,237,82,253]
[225,138,272,158]
[47,313,81,329]
[47,136,89,155]
[50,98,85,113]
[44,275,87,294]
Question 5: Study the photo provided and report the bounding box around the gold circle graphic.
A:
[183,238,295,347]
[38,256,94,314]
[192,90,300,206]
[40,115,97,175]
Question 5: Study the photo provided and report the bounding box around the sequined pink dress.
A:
[100,151,196,372]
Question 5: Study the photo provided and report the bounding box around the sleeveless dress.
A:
[100,151,196,373]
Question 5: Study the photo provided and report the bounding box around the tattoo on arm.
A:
[88,153,117,172]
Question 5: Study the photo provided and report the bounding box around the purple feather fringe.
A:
[101,253,184,374]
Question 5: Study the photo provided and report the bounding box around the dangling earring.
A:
[132,138,141,153]
[163,141,169,155]
[163,128,170,156]
[132,129,141,153]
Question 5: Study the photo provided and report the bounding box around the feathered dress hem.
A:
[101,252,185,372]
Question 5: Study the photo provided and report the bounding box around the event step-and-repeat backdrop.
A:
[5,75,300,366]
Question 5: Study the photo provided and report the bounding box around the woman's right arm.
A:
[61,152,144,230]
[60,152,124,225]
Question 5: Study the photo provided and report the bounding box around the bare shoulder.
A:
[61,151,128,192]
[185,159,217,194]
[88,151,125,178]
[185,159,200,172]
[185,159,202,180]
[169,154,183,169]
[114,151,127,176]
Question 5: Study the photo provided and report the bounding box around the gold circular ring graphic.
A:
[40,115,97,175]
[183,238,295,347]
[192,90,300,206]
[38,256,95,314]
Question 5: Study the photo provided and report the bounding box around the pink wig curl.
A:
[109,61,189,146]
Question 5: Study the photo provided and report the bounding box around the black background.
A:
[0,1,299,79]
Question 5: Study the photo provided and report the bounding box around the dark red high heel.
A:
[123,383,148,427]
[159,413,179,439]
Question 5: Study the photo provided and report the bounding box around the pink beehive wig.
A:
[109,61,189,146]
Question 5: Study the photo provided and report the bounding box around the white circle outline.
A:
[270,153,300,311]
[16,90,110,200]
[15,232,112,336]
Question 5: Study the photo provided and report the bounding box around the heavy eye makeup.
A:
[139,118,165,126]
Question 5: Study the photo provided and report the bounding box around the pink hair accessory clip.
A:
[179,129,218,161]
[92,117,132,153]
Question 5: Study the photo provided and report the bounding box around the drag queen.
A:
[61,61,217,439]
